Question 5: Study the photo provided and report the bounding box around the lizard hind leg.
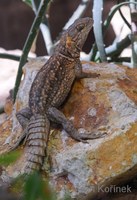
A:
[16,107,32,129]
[7,107,32,152]
[48,107,106,142]
[24,114,50,173]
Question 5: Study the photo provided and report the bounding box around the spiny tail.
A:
[24,114,50,173]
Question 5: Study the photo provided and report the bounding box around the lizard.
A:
[8,17,105,173]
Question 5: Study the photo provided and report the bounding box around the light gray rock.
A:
[1,59,137,199]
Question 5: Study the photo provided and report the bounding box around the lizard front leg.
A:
[48,107,106,142]
[75,60,100,79]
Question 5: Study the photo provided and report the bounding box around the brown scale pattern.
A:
[13,18,95,173]
[29,56,76,113]
[24,115,50,173]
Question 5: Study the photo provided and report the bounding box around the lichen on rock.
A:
[0,59,137,199]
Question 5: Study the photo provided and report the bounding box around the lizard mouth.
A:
[78,18,93,49]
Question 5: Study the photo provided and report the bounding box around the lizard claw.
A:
[87,131,107,139]
[86,72,100,78]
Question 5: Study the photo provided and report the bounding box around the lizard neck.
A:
[55,41,80,60]
[57,52,77,62]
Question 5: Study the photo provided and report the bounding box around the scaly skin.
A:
[29,18,93,113]
[9,18,105,173]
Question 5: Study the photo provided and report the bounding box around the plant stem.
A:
[0,53,21,61]
[63,0,90,30]
[0,106,4,114]
[106,35,131,57]
[93,0,107,62]
[117,0,131,29]
[13,0,51,102]
[32,0,53,55]
[129,0,137,68]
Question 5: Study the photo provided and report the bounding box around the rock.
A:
[5,57,48,148]
[0,58,137,199]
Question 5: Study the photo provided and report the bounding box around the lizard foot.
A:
[7,129,27,152]
[63,121,107,142]
[74,130,107,143]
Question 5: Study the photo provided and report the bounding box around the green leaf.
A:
[0,106,4,114]
[22,0,32,7]
[91,1,137,62]
[118,6,131,30]
[103,1,137,31]
[24,172,55,200]
[31,0,53,55]
[13,0,51,102]
[0,53,21,61]
[0,151,21,166]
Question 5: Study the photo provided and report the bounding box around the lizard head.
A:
[60,17,93,58]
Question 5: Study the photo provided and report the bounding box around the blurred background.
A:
[0,0,131,106]
[0,0,119,55]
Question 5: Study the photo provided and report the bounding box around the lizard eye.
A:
[76,24,85,31]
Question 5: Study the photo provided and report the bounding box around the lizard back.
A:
[29,55,76,114]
